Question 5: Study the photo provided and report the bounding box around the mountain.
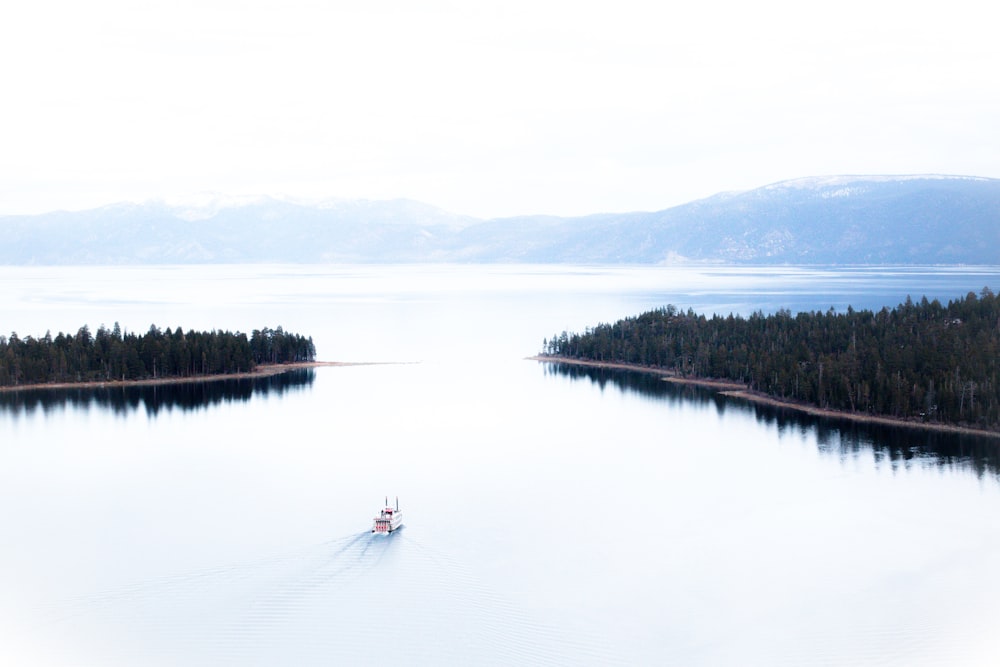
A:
[0,197,477,265]
[2,176,998,264]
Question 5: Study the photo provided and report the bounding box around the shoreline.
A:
[529,355,1000,439]
[0,361,388,394]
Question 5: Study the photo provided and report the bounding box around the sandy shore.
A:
[529,355,1000,439]
[0,361,384,394]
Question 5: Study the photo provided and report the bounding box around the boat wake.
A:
[31,530,609,666]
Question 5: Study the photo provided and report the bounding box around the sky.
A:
[1,0,997,218]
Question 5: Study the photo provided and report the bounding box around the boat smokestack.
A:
[396,496,399,511]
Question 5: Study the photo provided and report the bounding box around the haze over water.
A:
[3,264,1000,665]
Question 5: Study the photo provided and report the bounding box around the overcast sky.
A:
[2,0,996,218]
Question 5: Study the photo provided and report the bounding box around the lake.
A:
[2,264,1000,666]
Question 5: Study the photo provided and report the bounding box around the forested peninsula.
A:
[542,289,1000,433]
[0,324,315,388]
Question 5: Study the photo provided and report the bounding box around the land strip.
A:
[0,361,389,393]
[529,355,1000,439]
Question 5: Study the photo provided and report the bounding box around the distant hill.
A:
[2,176,998,264]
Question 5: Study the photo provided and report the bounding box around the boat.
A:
[372,496,403,534]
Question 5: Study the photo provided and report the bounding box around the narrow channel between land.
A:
[529,355,1000,440]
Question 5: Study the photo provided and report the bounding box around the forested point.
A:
[0,324,315,387]
[543,288,1000,432]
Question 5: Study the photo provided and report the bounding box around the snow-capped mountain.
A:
[1,176,998,264]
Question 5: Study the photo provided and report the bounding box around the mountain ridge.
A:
[2,175,998,265]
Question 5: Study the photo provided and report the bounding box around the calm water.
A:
[2,264,1000,666]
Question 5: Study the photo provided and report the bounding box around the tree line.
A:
[543,288,1000,431]
[0,324,315,387]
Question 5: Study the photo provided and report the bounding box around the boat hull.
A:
[372,504,403,533]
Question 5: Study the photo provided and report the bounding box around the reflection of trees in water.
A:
[544,362,1000,479]
[0,369,315,417]
[544,362,721,408]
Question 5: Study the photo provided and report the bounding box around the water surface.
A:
[2,264,1000,666]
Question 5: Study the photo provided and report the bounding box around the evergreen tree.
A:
[543,289,1000,431]
[0,324,315,388]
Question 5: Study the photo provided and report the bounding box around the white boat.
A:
[372,497,402,534]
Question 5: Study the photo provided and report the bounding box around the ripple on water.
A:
[37,530,614,666]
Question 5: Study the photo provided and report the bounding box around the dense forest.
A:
[543,289,1000,431]
[0,324,315,387]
